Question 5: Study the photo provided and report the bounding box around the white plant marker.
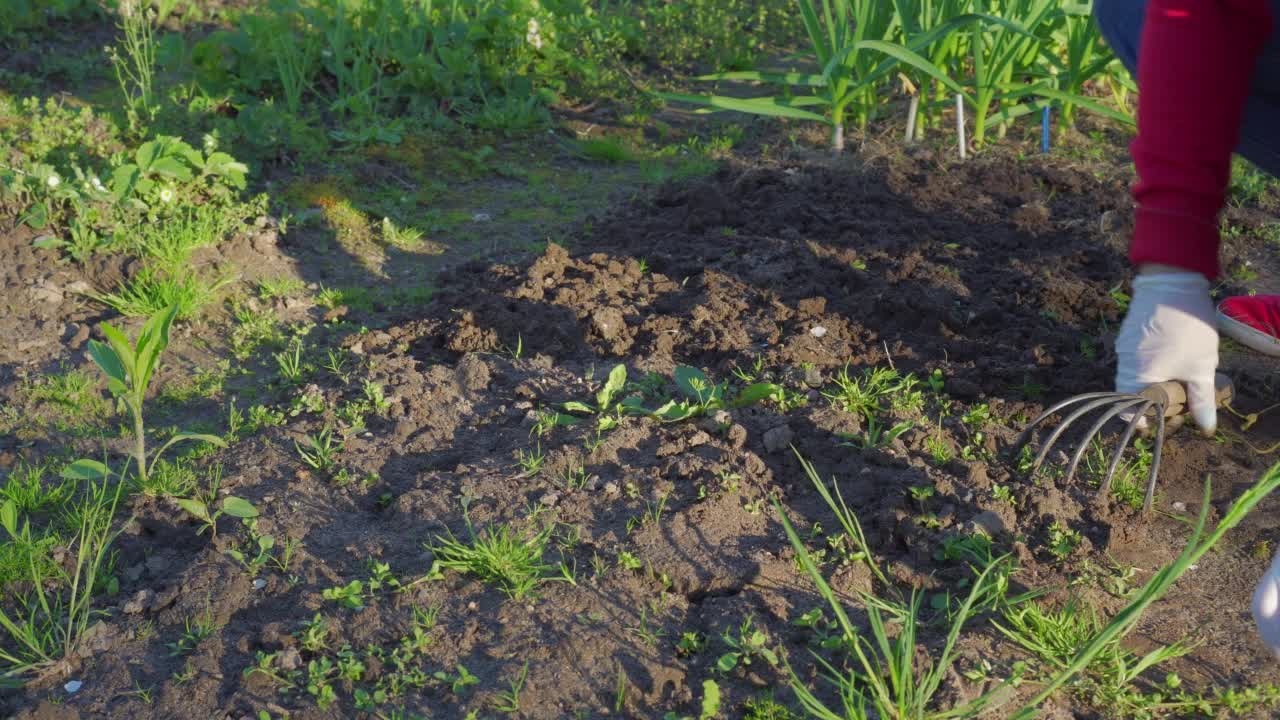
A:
[956,93,967,160]
[905,95,920,144]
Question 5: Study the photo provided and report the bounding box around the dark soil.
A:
[4,146,1280,719]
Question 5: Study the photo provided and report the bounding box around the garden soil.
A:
[4,147,1280,719]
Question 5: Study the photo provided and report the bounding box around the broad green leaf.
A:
[135,305,178,392]
[111,165,141,201]
[695,70,828,88]
[658,92,830,123]
[617,396,648,415]
[204,152,248,189]
[674,366,720,404]
[0,500,17,539]
[174,497,212,522]
[18,202,49,229]
[856,40,973,106]
[699,679,721,720]
[100,323,138,385]
[715,653,739,673]
[562,401,595,414]
[651,400,694,422]
[61,459,111,481]
[598,416,618,432]
[87,339,128,386]
[221,496,259,519]
[734,383,782,407]
[135,140,160,172]
[597,364,627,410]
[258,535,275,551]
[150,156,194,182]
[32,236,65,250]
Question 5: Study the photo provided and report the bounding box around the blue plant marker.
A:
[1041,105,1051,154]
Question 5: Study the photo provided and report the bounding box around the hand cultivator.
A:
[1014,374,1234,512]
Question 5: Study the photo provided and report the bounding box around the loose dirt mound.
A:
[7,152,1280,719]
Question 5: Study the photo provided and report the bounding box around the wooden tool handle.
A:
[1139,373,1234,419]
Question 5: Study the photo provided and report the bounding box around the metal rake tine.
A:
[1014,392,1137,454]
[1143,410,1167,513]
[1099,398,1156,496]
[1063,397,1149,483]
[1029,395,1142,475]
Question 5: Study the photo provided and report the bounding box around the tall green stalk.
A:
[1011,465,1280,718]
[108,0,158,136]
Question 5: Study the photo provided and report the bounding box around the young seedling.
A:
[86,305,226,488]
[295,427,341,473]
[716,617,779,672]
[174,494,259,539]
[515,445,545,477]
[167,608,219,657]
[1047,521,1083,561]
[839,417,914,450]
[563,364,642,431]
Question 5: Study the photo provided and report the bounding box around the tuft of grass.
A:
[1010,467,1280,718]
[777,450,1014,720]
[1,463,75,514]
[824,365,912,421]
[0,476,125,678]
[94,266,230,319]
[124,204,243,270]
[575,137,636,164]
[427,515,557,600]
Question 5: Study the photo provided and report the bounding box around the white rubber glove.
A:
[1114,269,1219,435]
[1253,550,1280,659]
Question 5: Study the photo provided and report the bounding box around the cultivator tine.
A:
[1020,393,1140,475]
[1014,392,1133,458]
[1063,397,1149,482]
[1018,376,1231,512]
[1142,410,1167,513]
[1015,390,1170,512]
[1097,398,1154,497]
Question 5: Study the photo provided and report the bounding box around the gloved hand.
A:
[1114,268,1219,435]
[1253,549,1280,659]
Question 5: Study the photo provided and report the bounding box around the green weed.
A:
[427,516,558,600]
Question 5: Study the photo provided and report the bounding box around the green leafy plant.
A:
[107,0,158,135]
[778,451,1015,719]
[175,494,258,538]
[1010,467,1280,718]
[717,617,779,672]
[427,515,559,600]
[0,477,124,678]
[295,427,341,474]
[562,364,642,430]
[87,305,226,489]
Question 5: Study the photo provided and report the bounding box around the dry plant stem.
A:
[956,93,966,159]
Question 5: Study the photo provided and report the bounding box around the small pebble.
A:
[809,325,827,338]
[65,680,82,694]
[472,212,492,222]
[1172,501,1187,512]
[253,578,267,590]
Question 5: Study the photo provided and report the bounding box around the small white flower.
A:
[202,134,217,153]
[46,174,60,189]
[159,188,175,203]
[526,18,543,50]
